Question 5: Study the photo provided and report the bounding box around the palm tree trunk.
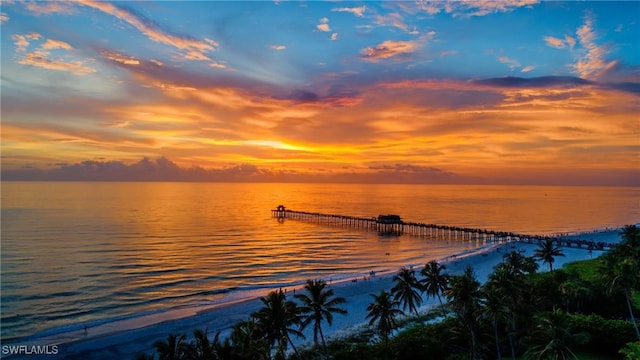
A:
[384,335,389,360]
[625,289,640,339]
[508,330,516,360]
[470,326,478,360]
[493,319,501,360]
[319,325,327,350]
[436,294,447,318]
[286,334,301,360]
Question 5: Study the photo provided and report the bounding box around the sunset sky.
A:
[1,1,638,185]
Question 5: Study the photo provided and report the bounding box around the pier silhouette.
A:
[271,205,611,251]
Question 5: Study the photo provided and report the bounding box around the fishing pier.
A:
[271,205,611,250]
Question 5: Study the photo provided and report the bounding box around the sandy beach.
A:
[7,228,624,359]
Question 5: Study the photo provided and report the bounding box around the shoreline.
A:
[4,228,626,359]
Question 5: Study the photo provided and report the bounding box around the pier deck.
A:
[271,205,611,251]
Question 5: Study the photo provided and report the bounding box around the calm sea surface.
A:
[1,182,638,341]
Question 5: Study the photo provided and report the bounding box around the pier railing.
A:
[271,205,611,251]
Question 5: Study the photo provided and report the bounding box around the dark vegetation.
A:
[137,225,640,360]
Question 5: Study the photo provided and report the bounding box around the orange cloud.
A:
[12,33,95,75]
[103,51,141,65]
[42,39,72,50]
[316,17,330,32]
[544,36,566,49]
[18,51,96,75]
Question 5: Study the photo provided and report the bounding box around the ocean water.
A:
[1,182,638,342]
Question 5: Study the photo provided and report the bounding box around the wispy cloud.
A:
[374,13,411,33]
[543,35,576,50]
[331,6,366,17]
[521,65,535,73]
[1,12,9,22]
[77,0,218,64]
[573,14,617,79]
[12,33,95,75]
[498,56,521,70]
[417,0,539,18]
[270,45,286,51]
[544,36,566,49]
[12,33,41,52]
[24,1,76,15]
[102,51,141,65]
[316,17,331,32]
[330,33,338,41]
[359,40,419,62]
[42,39,72,50]
[18,51,96,75]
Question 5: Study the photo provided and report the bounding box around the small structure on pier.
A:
[275,205,287,220]
[377,214,403,235]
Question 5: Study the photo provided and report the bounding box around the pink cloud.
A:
[374,13,410,32]
[359,40,419,62]
[331,6,366,17]
[24,1,76,15]
[498,56,521,70]
[573,15,617,79]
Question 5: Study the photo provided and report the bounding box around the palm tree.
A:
[185,328,218,360]
[445,265,482,360]
[295,279,347,350]
[488,264,520,359]
[503,250,538,276]
[493,252,539,358]
[523,308,589,360]
[420,260,450,318]
[391,267,423,316]
[154,333,189,360]
[602,225,640,340]
[482,279,510,360]
[253,289,305,359]
[534,239,565,271]
[230,318,269,360]
[366,290,404,360]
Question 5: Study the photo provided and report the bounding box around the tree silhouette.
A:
[230,318,269,359]
[482,278,511,360]
[445,265,482,360]
[603,225,640,339]
[254,289,305,359]
[391,267,423,316]
[420,260,450,318]
[154,333,189,360]
[366,290,404,360]
[534,239,565,271]
[523,308,589,360]
[295,279,347,350]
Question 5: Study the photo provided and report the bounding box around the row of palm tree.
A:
[366,239,569,359]
[143,279,347,360]
[144,228,624,360]
[603,224,640,339]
